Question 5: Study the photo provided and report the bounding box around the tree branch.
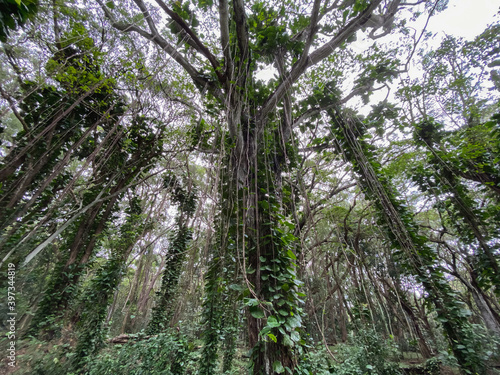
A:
[96,0,221,99]
[153,0,225,84]
[232,0,250,73]
[259,0,383,124]
[296,0,322,68]
[218,0,232,82]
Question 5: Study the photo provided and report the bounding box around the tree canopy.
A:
[0,0,499,374]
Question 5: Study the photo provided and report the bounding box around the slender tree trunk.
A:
[454,270,500,335]
[120,247,148,334]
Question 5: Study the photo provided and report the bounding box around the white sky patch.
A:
[256,65,278,82]
[427,0,499,40]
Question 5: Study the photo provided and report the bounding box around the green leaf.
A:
[250,305,265,319]
[267,316,280,327]
[286,249,297,260]
[267,333,277,343]
[273,361,285,373]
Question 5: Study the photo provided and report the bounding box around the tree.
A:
[96,0,453,373]
[1,1,499,374]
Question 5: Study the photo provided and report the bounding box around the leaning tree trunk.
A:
[72,197,147,363]
[329,107,485,374]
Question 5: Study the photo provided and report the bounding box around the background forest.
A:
[0,0,499,374]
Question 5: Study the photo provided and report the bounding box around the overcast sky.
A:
[428,0,499,40]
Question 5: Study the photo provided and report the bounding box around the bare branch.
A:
[96,0,222,99]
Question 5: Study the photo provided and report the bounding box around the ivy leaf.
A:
[286,315,301,330]
[229,284,245,292]
[250,305,265,319]
[267,333,277,343]
[267,316,280,327]
[283,334,293,347]
[273,361,285,373]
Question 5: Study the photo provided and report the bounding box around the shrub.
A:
[84,330,197,375]
[329,329,402,375]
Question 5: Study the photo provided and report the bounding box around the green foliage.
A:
[422,357,441,375]
[84,331,197,375]
[297,346,331,375]
[411,115,500,292]
[329,329,401,375]
[0,0,37,42]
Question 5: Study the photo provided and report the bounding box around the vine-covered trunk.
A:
[233,124,303,374]
[145,227,190,334]
[147,175,197,334]
[330,107,485,374]
[72,197,146,362]
[27,199,113,339]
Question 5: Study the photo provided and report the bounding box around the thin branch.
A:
[404,0,440,71]
[0,84,29,132]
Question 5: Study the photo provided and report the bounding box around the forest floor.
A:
[1,338,496,375]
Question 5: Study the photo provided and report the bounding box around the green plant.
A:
[329,329,401,375]
[423,357,440,375]
[84,330,197,375]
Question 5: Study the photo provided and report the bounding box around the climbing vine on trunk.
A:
[147,174,197,335]
[328,106,486,374]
